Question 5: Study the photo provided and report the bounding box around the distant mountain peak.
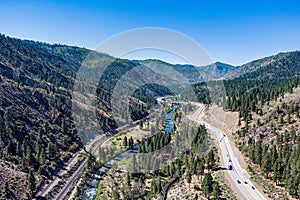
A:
[139,59,238,82]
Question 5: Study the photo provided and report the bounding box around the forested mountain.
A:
[198,61,238,79]
[1,33,233,199]
[192,50,300,198]
[138,59,204,83]
[0,32,299,199]
[222,78,300,198]
[238,90,300,199]
[0,34,173,198]
[0,34,92,199]
[225,51,300,198]
[139,59,237,83]
[226,51,300,79]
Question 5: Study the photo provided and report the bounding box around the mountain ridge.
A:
[225,51,300,79]
[139,59,238,82]
[0,33,300,199]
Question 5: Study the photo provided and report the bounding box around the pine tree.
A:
[28,170,36,193]
[112,189,120,199]
[193,194,198,200]
[150,176,158,195]
[5,141,12,156]
[212,182,221,200]
[4,181,9,197]
[287,113,291,123]
[61,118,67,133]
[196,161,205,178]
[47,142,54,159]
[35,140,42,160]
[4,108,11,135]
[39,147,45,164]
[272,159,280,185]
[54,143,59,157]
[283,162,291,185]
[126,172,131,186]
[291,128,296,143]
[186,170,192,187]
[75,186,80,199]
[87,152,95,170]
[139,142,145,153]
[276,133,282,145]
[279,116,284,124]
[43,122,49,133]
[123,136,128,147]
[254,142,262,165]
[0,115,4,134]
[157,177,162,193]
[139,120,143,129]
[47,142,58,159]
[16,142,21,156]
[26,144,36,165]
[105,117,109,127]
[206,150,216,170]
[132,154,137,172]
[287,163,299,195]
[128,136,134,148]
[271,147,278,166]
[238,119,241,126]
[169,163,175,176]
[261,152,272,178]
[202,172,213,198]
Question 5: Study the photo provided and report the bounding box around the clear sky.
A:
[0,0,299,65]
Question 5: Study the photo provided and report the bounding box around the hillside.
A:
[0,34,91,199]
[223,52,300,198]
[235,87,300,199]
[138,59,204,83]
[139,59,237,83]
[1,32,299,199]
[191,50,300,199]
[0,34,174,199]
[198,61,238,79]
[1,33,212,199]
[226,51,300,79]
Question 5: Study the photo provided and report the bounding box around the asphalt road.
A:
[188,104,267,200]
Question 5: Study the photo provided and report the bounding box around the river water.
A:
[83,103,178,200]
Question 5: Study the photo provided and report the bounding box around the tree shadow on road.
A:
[212,166,228,171]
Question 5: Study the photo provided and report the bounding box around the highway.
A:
[187,104,267,200]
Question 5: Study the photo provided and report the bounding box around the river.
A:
[83,103,178,200]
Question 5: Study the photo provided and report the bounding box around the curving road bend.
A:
[187,104,267,200]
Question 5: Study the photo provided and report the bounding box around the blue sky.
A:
[0,0,299,65]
